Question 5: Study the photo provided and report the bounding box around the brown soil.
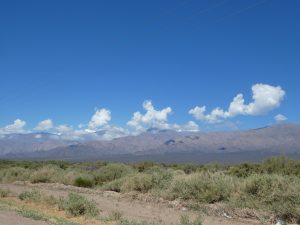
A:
[0,183,265,225]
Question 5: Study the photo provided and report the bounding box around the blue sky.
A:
[0,0,299,136]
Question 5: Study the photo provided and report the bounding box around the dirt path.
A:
[0,183,262,225]
[0,210,51,225]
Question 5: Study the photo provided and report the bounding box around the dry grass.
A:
[0,197,113,225]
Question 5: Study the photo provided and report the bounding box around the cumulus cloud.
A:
[88,108,111,130]
[127,100,199,133]
[0,119,27,134]
[127,100,172,131]
[189,84,285,123]
[274,114,287,123]
[51,107,124,140]
[34,119,53,131]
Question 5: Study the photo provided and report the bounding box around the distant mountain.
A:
[0,132,74,155]
[1,124,300,163]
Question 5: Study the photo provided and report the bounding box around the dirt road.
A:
[0,183,262,225]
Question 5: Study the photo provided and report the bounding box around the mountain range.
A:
[1,124,300,164]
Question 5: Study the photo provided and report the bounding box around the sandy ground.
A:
[0,210,51,225]
[0,183,263,225]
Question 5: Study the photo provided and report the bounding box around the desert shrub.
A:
[18,190,59,207]
[143,167,174,196]
[132,161,158,172]
[19,190,42,201]
[262,156,300,177]
[145,167,173,186]
[179,214,202,225]
[93,163,134,185]
[101,178,125,192]
[230,174,300,221]
[59,169,82,185]
[63,193,98,217]
[167,172,236,203]
[228,163,261,178]
[0,188,11,197]
[29,164,64,183]
[0,167,31,183]
[74,176,94,188]
[17,208,45,221]
[171,164,200,174]
[121,173,153,193]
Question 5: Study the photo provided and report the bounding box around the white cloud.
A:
[0,119,27,134]
[56,124,74,134]
[51,108,122,140]
[177,121,199,132]
[34,119,53,131]
[54,124,86,140]
[189,84,285,123]
[88,108,111,130]
[274,114,287,122]
[98,125,128,140]
[127,100,199,133]
[127,100,172,132]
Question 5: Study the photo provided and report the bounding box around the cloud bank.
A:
[0,83,287,139]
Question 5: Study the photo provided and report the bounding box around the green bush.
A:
[0,167,31,183]
[144,166,174,189]
[228,163,261,178]
[230,174,300,221]
[29,165,63,183]
[121,173,153,193]
[168,172,236,203]
[93,163,134,185]
[63,193,98,217]
[262,156,300,177]
[19,190,42,201]
[74,176,94,188]
[132,161,157,172]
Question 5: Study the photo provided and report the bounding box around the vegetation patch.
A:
[62,192,98,217]
[0,188,11,198]
[1,156,300,222]
[178,214,202,225]
[121,173,153,193]
[19,190,42,202]
[74,176,94,188]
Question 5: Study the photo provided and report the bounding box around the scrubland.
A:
[0,156,299,224]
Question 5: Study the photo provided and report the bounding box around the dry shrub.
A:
[63,192,98,217]
[121,173,153,193]
[167,172,236,203]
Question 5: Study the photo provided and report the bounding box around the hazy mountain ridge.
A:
[1,124,300,163]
